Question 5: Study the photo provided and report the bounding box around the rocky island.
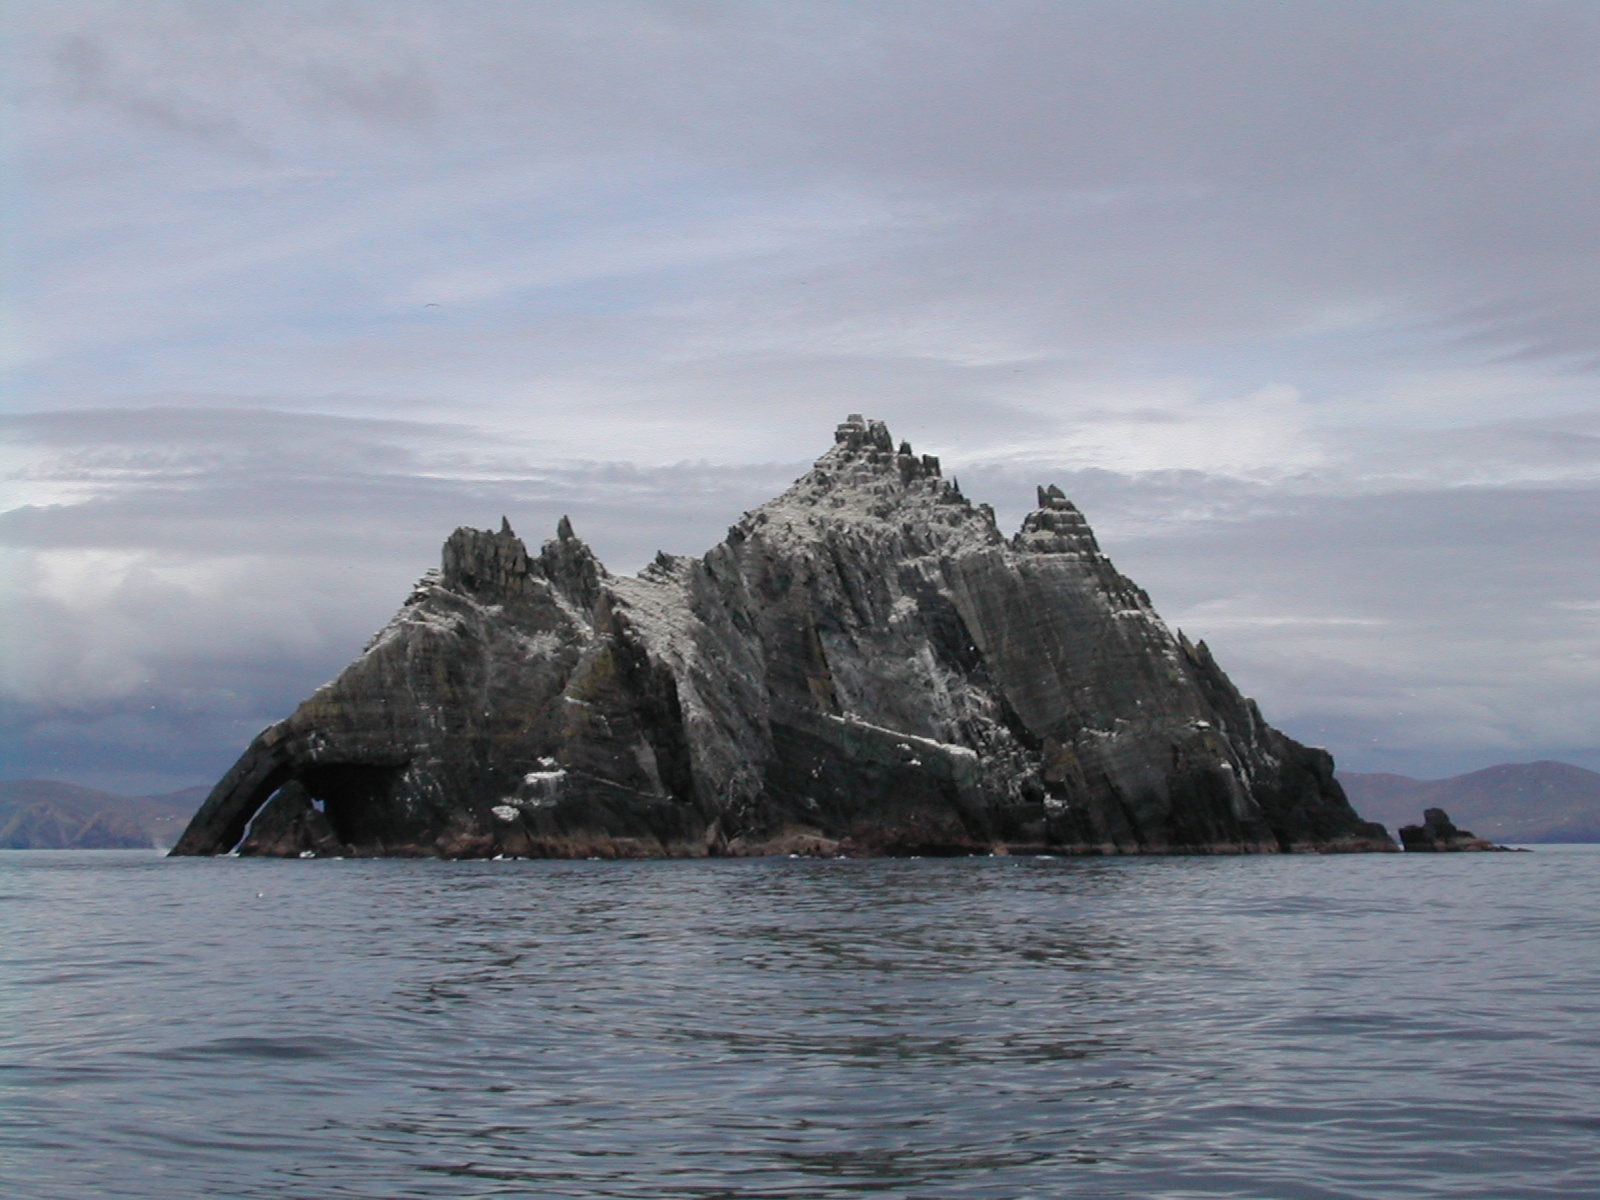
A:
[172,416,1394,859]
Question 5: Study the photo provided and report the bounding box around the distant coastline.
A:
[0,780,206,850]
[1339,761,1600,844]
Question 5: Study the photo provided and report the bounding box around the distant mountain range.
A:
[0,780,207,850]
[1339,761,1600,843]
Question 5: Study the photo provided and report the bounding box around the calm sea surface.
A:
[2,848,1597,1199]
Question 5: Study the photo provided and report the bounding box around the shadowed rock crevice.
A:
[172,416,1394,859]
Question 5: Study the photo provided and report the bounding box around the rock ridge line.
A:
[172,415,1395,858]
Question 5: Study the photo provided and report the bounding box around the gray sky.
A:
[6,1,1600,791]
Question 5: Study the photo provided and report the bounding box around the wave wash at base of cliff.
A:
[172,416,1394,859]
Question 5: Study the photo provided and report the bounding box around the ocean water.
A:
[2,849,1597,1200]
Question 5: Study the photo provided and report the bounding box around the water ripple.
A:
[2,849,1598,1198]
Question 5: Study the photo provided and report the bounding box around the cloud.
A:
[8,4,1600,787]
[1101,484,1600,776]
[8,405,1600,790]
[15,3,1600,414]
[52,32,267,159]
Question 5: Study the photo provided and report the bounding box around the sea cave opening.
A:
[296,762,409,847]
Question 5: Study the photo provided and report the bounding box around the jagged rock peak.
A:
[438,510,607,611]
[756,417,1101,559]
[441,521,534,597]
[1015,486,1102,557]
[539,515,607,613]
[833,413,940,473]
[1037,483,1070,509]
[171,411,1395,861]
[723,416,996,561]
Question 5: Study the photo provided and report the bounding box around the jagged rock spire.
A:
[832,413,894,451]
[541,514,605,612]
[441,521,532,596]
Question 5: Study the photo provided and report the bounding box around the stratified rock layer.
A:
[172,416,1394,859]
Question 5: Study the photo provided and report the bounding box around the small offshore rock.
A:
[1399,807,1517,852]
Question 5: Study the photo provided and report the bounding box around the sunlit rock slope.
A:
[173,416,1394,858]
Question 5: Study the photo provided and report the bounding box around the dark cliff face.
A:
[172,416,1394,859]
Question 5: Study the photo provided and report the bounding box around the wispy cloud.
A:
[8,3,1600,787]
